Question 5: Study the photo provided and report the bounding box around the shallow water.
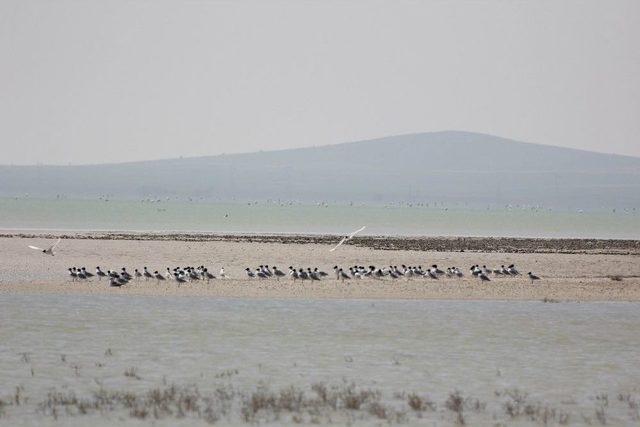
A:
[1,198,639,238]
[1,295,639,425]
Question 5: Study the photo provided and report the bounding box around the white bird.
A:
[329,226,366,252]
[28,238,61,256]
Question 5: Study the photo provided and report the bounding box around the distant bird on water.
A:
[329,226,366,252]
[28,238,61,256]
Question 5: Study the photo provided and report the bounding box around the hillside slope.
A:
[1,131,639,208]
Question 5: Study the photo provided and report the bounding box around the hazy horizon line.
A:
[2,130,638,168]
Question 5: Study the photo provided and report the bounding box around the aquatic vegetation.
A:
[617,393,640,421]
[595,405,607,424]
[407,393,436,412]
[446,391,465,424]
[496,388,571,425]
[0,381,624,424]
[124,367,141,380]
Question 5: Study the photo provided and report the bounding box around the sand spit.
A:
[1,236,639,301]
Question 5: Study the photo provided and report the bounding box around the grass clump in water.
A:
[497,388,570,425]
[407,392,436,412]
[446,391,466,424]
[124,367,141,380]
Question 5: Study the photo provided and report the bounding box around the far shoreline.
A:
[2,230,639,255]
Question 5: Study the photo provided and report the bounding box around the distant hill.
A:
[1,131,639,208]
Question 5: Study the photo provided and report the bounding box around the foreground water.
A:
[1,198,639,238]
[0,295,638,425]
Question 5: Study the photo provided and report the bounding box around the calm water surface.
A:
[0,295,638,425]
[1,198,639,238]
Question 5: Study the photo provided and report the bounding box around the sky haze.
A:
[1,0,639,165]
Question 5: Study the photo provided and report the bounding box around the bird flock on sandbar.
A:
[43,232,540,287]
[247,264,540,283]
[65,263,540,286]
[67,265,226,287]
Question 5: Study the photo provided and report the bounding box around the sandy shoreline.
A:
[2,234,640,301]
[2,230,640,254]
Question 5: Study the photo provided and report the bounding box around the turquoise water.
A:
[1,198,638,238]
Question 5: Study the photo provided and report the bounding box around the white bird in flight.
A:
[329,226,366,252]
[28,238,61,256]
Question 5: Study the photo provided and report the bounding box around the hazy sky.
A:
[1,0,639,165]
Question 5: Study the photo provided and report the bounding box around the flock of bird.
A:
[66,263,540,286]
[248,264,540,283]
[67,266,225,287]
[42,233,541,286]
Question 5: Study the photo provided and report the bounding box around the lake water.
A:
[1,295,639,425]
[1,198,639,239]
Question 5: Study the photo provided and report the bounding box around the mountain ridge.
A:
[2,131,639,168]
[1,131,639,208]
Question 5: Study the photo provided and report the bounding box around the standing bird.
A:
[28,238,61,256]
[329,226,366,252]
[245,268,255,279]
[203,268,216,281]
[507,264,520,275]
[431,265,445,276]
[96,266,107,280]
[81,267,93,279]
[174,272,187,285]
[273,266,286,280]
[528,272,540,284]
[219,267,226,279]
[308,268,320,281]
